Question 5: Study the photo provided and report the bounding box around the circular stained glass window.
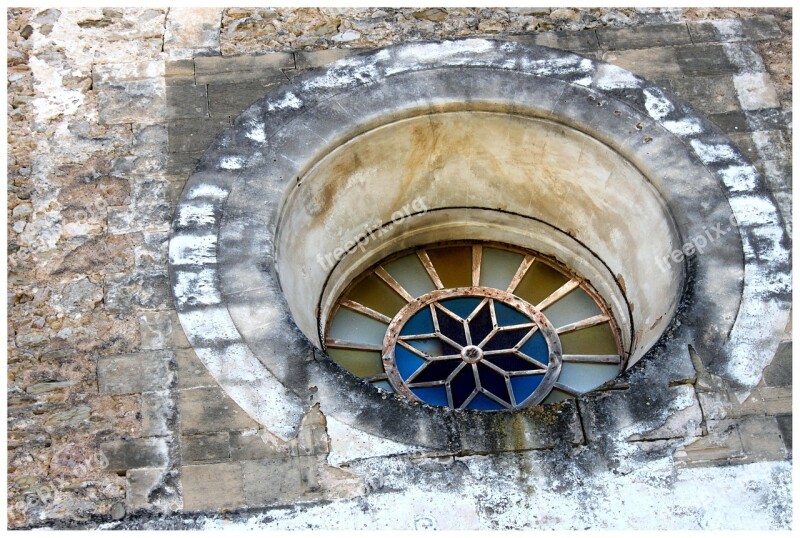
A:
[324,243,625,410]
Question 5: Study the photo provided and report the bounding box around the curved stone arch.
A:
[169,39,790,453]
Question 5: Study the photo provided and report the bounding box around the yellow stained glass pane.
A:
[513,261,569,306]
[326,348,385,377]
[559,322,618,355]
[345,273,407,318]
[426,246,472,288]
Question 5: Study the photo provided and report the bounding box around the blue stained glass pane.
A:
[372,380,394,393]
[519,331,549,364]
[407,338,447,357]
[494,301,531,327]
[439,297,483,319]
[466,392,505,411]
[400,307,435,336]
[395,346,426,380]
[411,386,449,407]
[510,374,544,403]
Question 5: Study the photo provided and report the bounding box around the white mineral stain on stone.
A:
[325,415,425,466]
[180,307,240,343]
[593,63,640,90]
[245,122,267,143]
[718,164,759,192]
[173,268,221,307]
[168,233,217,265]
[187,184,228,200]
[732,72,781,111]
[643,87,674,121]
[728,195,780,226]
[710,18,745,41]
[396,39,494,63]
[219,155,245,170]
[29,56,86,123]
[267,91,303,112]
[690,139,738,164]
[192,343,304,439]
[519,55,593,77]
[662,117,703,136]
[726,280,790,387]
[176,203,216,227]
[197,456,791,530]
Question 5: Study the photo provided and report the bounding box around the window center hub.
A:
[461,345,483,364]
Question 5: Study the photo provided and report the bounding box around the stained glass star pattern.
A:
[392,295,556,410]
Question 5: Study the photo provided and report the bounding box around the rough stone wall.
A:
[6,7,792,529]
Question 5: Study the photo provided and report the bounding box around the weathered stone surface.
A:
[97,77,167,125]
[175,348,217,389]
[676,44,737,76]
[179,387,259,433]
[126,467,168,511]
[508,29,599,52]
[166,84,209,119]
[675,419,745,466]
[26,380,77,394]
[164,8,223,59]
[165,59,195,86]
[104,271,172,311]
[763,341,791,387]
[241,457,308,506]
[230,430,284,460]
[139,311,176,351]
[97,351,174,394]
[737,416,790,461]
[603,47,682,80]
[206,80,285,118]
[733,72,781,110]
[181,462,245,512]
[181,432,230,463]
[101,438,169,471]
[669,75,740,114]
[141,391,173,436]
[775,414,792,451]
[688,16,782,43]
[168,117,232,154]
[294,48,362,70]
[194,53,293,84]
[597,23,692,50]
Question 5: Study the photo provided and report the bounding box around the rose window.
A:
[325,242,624,410]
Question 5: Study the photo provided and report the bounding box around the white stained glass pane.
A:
[383,254,436,298]
[479,247,524,290]
[542,288,602,329]
[557,363,619,393]
[328,307,388,346]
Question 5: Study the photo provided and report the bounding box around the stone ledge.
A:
[688,16,783,44]
[101,438,169,471]
[194,53,294,84]
[596,22,692,50]
[97,350,175,394]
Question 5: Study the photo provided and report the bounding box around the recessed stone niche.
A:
[169,39,789,453]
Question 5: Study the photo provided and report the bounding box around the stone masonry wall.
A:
[7,7,792,529]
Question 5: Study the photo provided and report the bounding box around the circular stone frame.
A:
[169,40,790,454]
